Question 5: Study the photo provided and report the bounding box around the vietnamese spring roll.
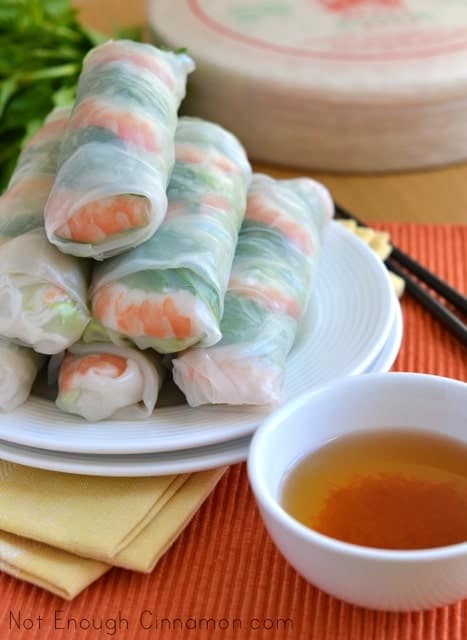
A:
[45,40,195,259]
[88,116,251,354]
[173,174,334,406]
[0,340,45,412]
[56,342,164,421]
[0,107,90,354]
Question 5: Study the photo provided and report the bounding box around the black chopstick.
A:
[334,203,467,347]
[390,246,467,315]
[335,203,467,316]
[386,258,467,347]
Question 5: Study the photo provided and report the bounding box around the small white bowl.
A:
[248,372,467,611]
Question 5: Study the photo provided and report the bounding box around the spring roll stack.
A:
[1,38,336,420]
[89,117,251,353]
[45,40,195,259]
[173,174,333,406]
[0,107,90,355]
[47,42,195,419]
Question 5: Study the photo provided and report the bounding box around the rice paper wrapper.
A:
[173,174,334,406]
[0,107,90,354]
[0,229,90,354]
[0,340,45,412]
[0,107,70,243]
[90,116,251,353]
[45,40,195,259]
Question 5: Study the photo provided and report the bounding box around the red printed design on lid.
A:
[188,0,467,61]
[321,0,402,11]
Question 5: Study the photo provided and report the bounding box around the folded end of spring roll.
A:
[172,347,282,408]
[0,341,45,412]
[56,343,164,421]
[0,231,90,354]
[285,177,335,227]
[0,275,89,355]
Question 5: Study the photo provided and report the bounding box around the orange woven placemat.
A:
[0,223,465,640]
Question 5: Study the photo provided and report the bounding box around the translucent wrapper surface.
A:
[0,108,90,354]
[89,116,251,353]
[56,342,164,421]
[173,174,334,406]
[0,107,69,240]
[0,340,45,412]
[45,40,195,259]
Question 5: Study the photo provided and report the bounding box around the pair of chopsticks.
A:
[335,204,467,347]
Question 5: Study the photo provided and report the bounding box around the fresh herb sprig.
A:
[0,0,141,191]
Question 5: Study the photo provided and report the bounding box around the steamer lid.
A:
[148,0,467,103]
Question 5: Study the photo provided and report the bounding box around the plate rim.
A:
[372,297,402,373]
[0,330,398,476]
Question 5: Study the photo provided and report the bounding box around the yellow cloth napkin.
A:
[0,461,187,559]
[0,464,226,598]
[114,467,226,571]
[0,530,109,599]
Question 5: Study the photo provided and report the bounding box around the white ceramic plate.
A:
[0,313,401,476]
[0,223,395,454]
[0,435,252,476]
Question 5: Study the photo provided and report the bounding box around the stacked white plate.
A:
[148,0,467,172]
[0,224,402,475]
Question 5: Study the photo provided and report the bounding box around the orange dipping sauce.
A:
[281,429,467,550]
